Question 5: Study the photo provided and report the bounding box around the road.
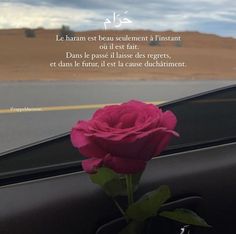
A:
[0,80,235,154]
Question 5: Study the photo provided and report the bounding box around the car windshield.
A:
[164,85,236,151]
[1,81,235,155]
[0,85,235,184]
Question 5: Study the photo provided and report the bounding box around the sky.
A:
[0,0,236,37]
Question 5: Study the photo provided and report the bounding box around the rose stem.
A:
[126,174,134,206]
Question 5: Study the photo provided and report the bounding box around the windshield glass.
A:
[0,86,235,183]
[165,86,236,150]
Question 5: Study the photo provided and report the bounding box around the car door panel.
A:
[0,142,236,234]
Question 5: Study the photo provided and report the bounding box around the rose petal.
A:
[71,128,106,158]
[161,111,177,130]
[103,154,146,174]
[154,130,178,156]
[82,158,103,174]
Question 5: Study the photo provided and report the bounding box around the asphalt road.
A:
[0,80,235,154]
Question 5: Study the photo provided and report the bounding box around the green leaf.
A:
[90,167,124,197]
[159,208,211,227]
[90,168,143,197]
[118,221,145,234]
[126,185,171,221]
[103,178,126,197]
[89,167,119,187]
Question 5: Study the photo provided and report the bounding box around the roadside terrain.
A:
[0,29,235,80]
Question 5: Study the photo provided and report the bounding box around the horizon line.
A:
[0,27,235,39]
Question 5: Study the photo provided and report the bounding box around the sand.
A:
[0,29,235,81]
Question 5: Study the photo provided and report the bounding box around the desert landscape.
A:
[0,28,235,81]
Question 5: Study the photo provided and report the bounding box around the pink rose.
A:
[71,100,179,174]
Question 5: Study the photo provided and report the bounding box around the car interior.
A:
[0,85,235,234]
